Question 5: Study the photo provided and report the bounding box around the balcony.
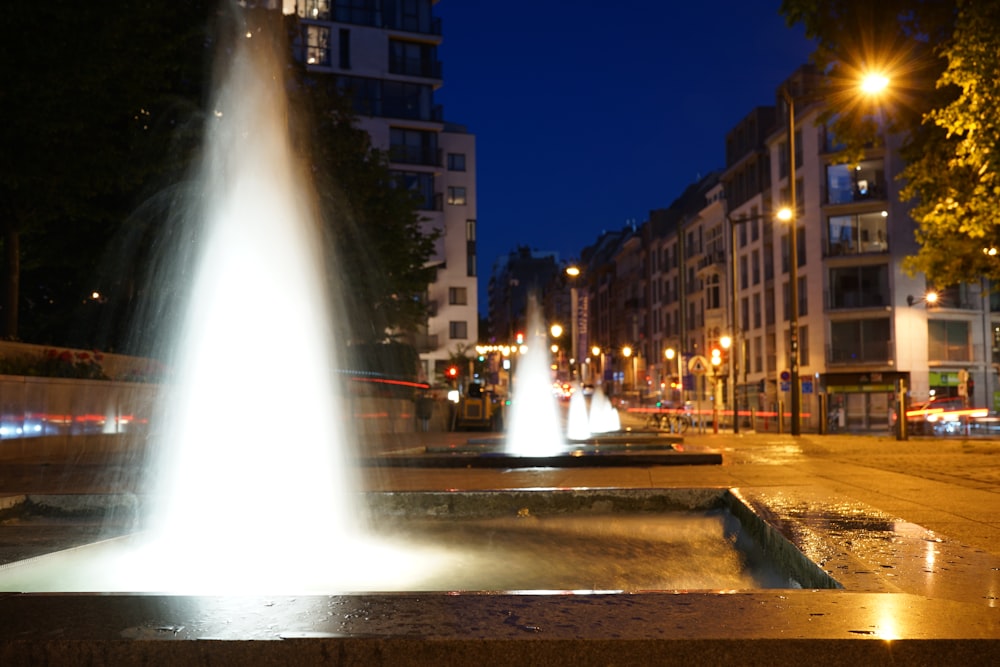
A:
[389,55,442,80]
[826,340,893,365]
[696,251,726,276]
[413,333,439,353]
[389,145,442,167]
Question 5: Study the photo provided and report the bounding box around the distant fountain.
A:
[566,384,591,441]
[588,384,622,434]
[505,296,565,456]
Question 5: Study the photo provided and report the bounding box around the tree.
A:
[900,1,1000,285]
[1,4,438,353]
[781,0,1000,286]
[287,49,439,346]
[0,1,214,345]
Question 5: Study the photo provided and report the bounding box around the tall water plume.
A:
[142,15,363,592]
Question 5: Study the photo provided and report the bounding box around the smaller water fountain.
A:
[587,383,622,434]
[566,383,591,441]
[505,295,566,457]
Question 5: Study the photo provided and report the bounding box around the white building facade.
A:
[287,0,477,382]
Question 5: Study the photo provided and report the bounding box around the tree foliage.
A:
[1,4,438,352]
[0,0,215,346]
[782,0,1000,287]
[900,1,1000,284]
[287,53,438,346]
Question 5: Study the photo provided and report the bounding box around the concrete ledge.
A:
[0,593,996,666]
[362,451,721,468]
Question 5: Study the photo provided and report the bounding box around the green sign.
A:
[929,371,959,387]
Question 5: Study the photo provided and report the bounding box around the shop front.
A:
[822,371,909,433]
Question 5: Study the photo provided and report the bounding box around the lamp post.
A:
[777,86,801,436]
[720,335,732,429]
[665,347,680,404]
[565,266,582,381]
[622,345,634,398]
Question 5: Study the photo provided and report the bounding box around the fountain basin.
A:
[1,487,996,664]
[0,488,826,594]
[367,433,719,468]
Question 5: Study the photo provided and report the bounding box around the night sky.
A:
[434,1,815,311]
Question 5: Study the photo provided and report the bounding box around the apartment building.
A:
[576,65,999,432]
[288,0,477,382]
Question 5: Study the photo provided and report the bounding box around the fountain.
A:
[505,295,566,456]
[139,16,362,593]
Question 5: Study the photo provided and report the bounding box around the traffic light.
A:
[515,332,524,345]
[711,347,722,368]
[445,366,459,385]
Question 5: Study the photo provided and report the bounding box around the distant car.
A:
[904,397,966,435]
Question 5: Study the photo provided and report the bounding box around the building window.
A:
[449,320,468,340]
[390,170,436,210]
[751,250,760,285]
[826,158,885,204]
[799,324,809,366]
[753,336,763,373]
[706,275,720,310]
[798,276,808,317]
[753,293,761,329]
[390,127,439,166]
[830,317,890,364]
[381,79,435,121]
[447,186,466,205]
[829,265,889,309]
[338,28,351,68]
[467,241,476,277]
[928,320,970,361]
[305,25,331,66]
[740,255,748,290]
[299,0,332,20]
[466,219,476,240]
[449,287,467,305]
[741,296,750,333]
[389,39,439,78]
[827,211,889,255]
[448,153,466,171]
[830,318,891,363]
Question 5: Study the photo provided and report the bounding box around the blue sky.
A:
[433,1,815,312]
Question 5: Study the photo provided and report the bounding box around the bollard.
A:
[750,408,756,432]
[778,400,785,434]
[818,393,827,436]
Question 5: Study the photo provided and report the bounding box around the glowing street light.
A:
[550,323,563,338]
[860,72,890,95]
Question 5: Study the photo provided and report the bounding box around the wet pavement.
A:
[1,424,998,664]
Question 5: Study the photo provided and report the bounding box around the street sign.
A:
[780,370,791,382]
[689,355,710,375]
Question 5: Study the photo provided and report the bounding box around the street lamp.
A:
[778,83,801,436]
[665,347,681,404]
[565,265,582,381]
[622,345,635,396]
